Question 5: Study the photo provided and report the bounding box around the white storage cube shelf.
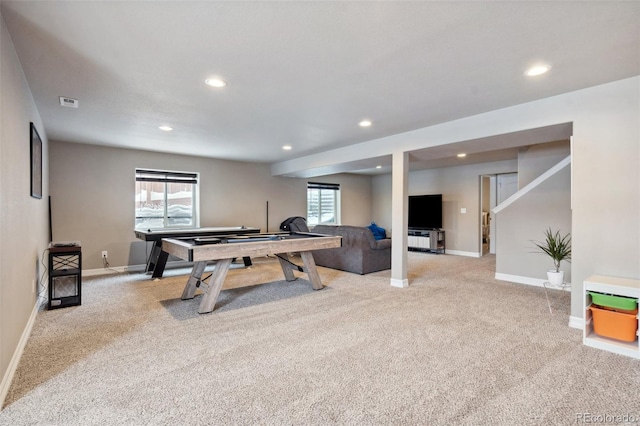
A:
[583,275,640,359]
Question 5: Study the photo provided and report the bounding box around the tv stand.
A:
[408,229,445,254]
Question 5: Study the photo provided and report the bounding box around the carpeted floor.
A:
[1,253,639,425]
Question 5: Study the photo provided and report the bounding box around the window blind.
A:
[135,169,198,184]
[307,182,340,191]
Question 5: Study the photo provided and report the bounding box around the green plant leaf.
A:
[532,228,571,272]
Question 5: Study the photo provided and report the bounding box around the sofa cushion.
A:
[314,225,377,247]
[373,238,392,250]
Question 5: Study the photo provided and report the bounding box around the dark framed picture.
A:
[30,122,42,199]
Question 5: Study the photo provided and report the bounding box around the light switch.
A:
[461,208,467,214]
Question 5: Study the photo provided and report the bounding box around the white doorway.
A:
[480,175,491,255]
[480,173,518,255]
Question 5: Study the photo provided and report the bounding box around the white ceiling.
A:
[2,1,639,173]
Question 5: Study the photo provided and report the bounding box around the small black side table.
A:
[48,242,82,309]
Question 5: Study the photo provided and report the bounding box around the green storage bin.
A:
[588,292,638,311]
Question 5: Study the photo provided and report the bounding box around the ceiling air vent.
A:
[59,96,79,108]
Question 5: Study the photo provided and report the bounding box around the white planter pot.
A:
[547,270,565,286]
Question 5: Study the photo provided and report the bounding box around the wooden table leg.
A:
[181,261,207,300]
[198,258,233,314]
[300,251,323,290]
[277,253,297,282]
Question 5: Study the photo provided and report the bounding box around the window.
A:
[135,169,199,229]
[307,182,340,226]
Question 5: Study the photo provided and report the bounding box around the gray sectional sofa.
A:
[308,225,391,274]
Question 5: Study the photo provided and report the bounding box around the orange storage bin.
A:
[590,305,638,342]
[598,305,638,316]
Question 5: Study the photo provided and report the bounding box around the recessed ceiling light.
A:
[282,145,292,150]
[457,153,467,158]
[205,78,227,88]
[524,65,551,77]
[159,126,173,132]
[359,120,372,127]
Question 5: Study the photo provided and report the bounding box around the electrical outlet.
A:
[102,251,108,258]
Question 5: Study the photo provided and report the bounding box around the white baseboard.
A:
[82,261,194,277]
[83,265,134,277]
[568,316,584,330]
[390,278,409,288]
[0,299,40,409]
[494,272,571,291]
[445,250,480,258]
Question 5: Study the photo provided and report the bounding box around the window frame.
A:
[307,182,341,226]
[135,168,200,230]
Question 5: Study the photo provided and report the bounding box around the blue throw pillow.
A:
[367,222,386,240]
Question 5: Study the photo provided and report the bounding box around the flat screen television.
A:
[408,194,442,230]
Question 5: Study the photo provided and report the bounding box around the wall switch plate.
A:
[461,208,467,214]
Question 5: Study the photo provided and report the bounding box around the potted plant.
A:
[533,228,571,286]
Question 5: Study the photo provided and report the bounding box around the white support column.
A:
[390,151,409,288]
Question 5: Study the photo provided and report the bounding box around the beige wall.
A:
[49,141,372,270]
[495,166,572,282]
[372,159,518,254]
[517,140,570,188]
[0,12,49,403]
[569,79,639,317]
[493,141,572,282]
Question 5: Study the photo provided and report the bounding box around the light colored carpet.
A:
[2,253,639,425]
